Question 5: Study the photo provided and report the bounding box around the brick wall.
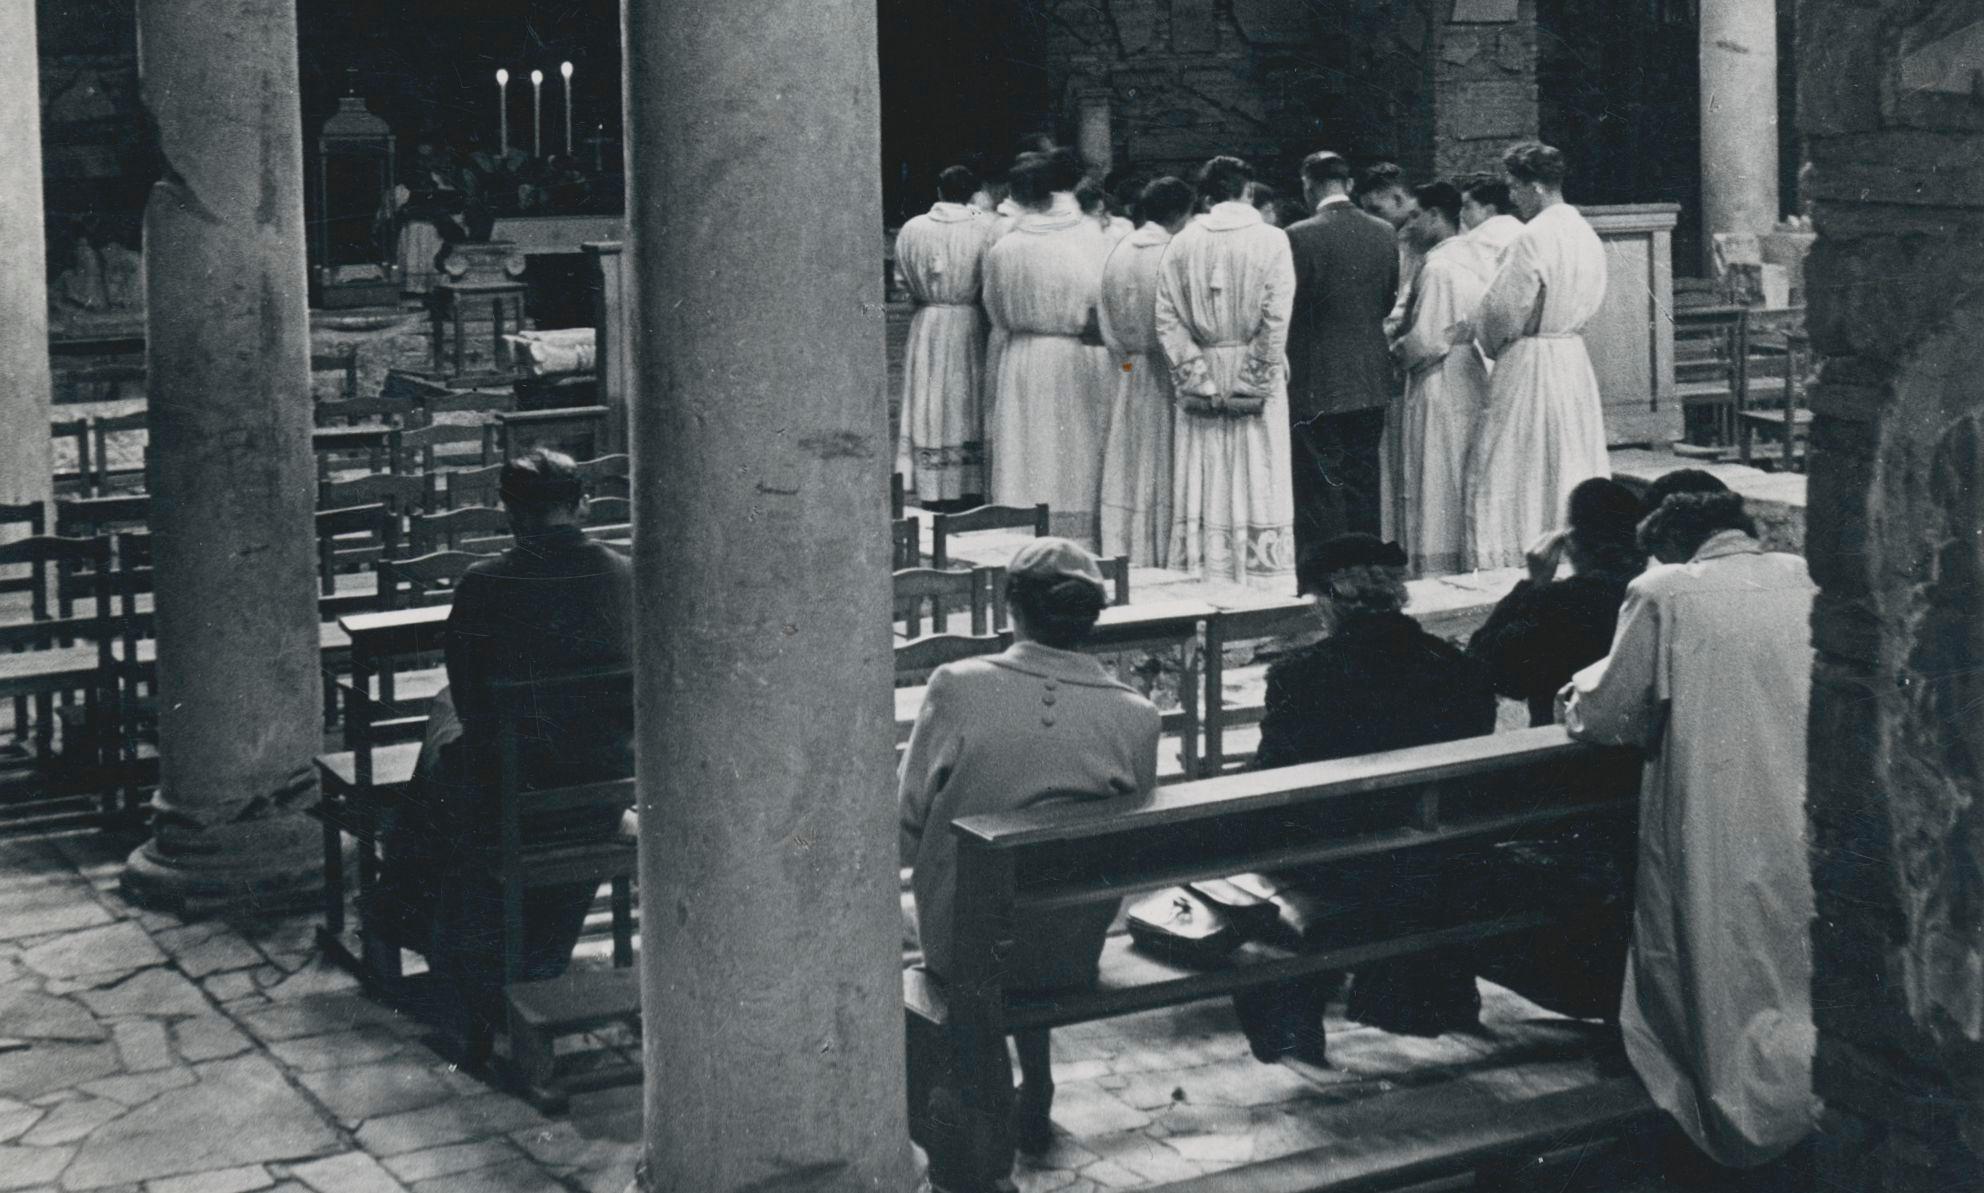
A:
[1025,0,1538,188]
[1801,1,1984,1187]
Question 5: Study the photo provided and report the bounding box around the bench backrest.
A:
[410,506,511,554]
[944,726,1639,1032]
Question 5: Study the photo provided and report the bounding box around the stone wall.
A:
[1801,2,1984,1188]
[1025,0,1538,185]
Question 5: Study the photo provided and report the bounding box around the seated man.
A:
[373,449,634,1054]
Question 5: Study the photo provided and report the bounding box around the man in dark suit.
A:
[1284,152,1400,576]
[375,449,634,1056]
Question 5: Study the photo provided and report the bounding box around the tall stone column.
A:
[623,1,917,1189]
[1699,0,1780,258]
[123,0,325,912]
[1801,3,1984,1189]
[0,3,50,530]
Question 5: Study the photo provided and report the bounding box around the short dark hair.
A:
[1641,468,1730,520]
[1005,572,1108,649]
[1503,141,1568,188]
[1249,182,1278,209]
[936,165,979,204]
[1301,151,1353,188]
[1637,491,1756,560]
[1355,161,1405,201]
[1041,146,1088,194]
[499,448,583,515]
[1074,176,1108,215]
[1456,171,1515,215]
[1006,151,1052,208]
[1411,181,1462,227]
[1136,176,1196,227]
[1196,155,1253,204]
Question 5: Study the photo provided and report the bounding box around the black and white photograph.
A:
[0,2,1974,1191]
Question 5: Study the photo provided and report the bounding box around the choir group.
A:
[893,139,1613,589]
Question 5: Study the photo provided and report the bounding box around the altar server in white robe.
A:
[1078,177,1136,454]
[894,165,991,503]
[1386,182,1490,577]
[1096,177,1195,566]
[984,148,1110,543]
[978,153,1043,446]
[1464,141,1611,570]
[1564,490,1818,1172]
[1156,156,1297,590]
[1453,172,1526,284]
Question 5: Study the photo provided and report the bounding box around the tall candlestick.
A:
[495,69,509,154]
[530,69,543,158]
[560,61,574,157]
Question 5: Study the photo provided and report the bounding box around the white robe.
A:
[978,199,1025,436]
[983,194,1109,544]
[1452,213,1525,285]
[1096,224,1176,567]
[893,202,989,501]
[1155,201,1297,590]
[1565,532,1818,1169]
[1385,235,1490,577]
[1466,202,1611,570]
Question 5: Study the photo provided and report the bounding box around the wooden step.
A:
[1144,1076,1658,1193]
[507,966,640,1033]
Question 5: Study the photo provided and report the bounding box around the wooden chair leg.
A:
[322,812,346,939]
[610,875,634,968]
[508,1003,560,1109]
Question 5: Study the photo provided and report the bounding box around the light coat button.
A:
[1042,693,1057,706]
[1041,715,1056,727]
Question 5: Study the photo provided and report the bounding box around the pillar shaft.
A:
[1699,0,1780,253]
[124,0,324,912]
[624,1,916,1187]
[0,3,50,524]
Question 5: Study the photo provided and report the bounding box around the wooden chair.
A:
[410,506,512,554]
[310,346,361,402]
[379,550,494,610]
[894,567,994,638]
[488,666,639,1109]
[1738,328,1812,472]
[314,394,423,429]
[594,474,630,500]
[396,422,494,475]
[571,453,631,485]
[894,631,1007,687]
[982,554,1131,633]
[0,502,49,750]
[583,496,630,527]
[314,425,404,480]
[51,417,92,496]
[448,463,506,509]
[315,504,399,616]
[931,503,1050,569]
[1671,305,1749,451]
[319,472,434,516]
[88,412,149,494]
[52,495,150,620]
[892,516,921,570]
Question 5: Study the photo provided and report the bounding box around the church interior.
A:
[0,1,1980,1191]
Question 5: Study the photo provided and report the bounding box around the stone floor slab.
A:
[0,899,115,943]
[113,1020,174,1072]
[0,986,110,1042]
[1047,1083,1152,1137]
[22,923,164,982]
[236,994,404,1045]
[405,1158,549,1193]
[62,1056,341,1190]
[266,1026,409,1074]
[0,1041,123,1101]
[23,1096,127,1146]
[146,1163,272,1193]
[283,1152,408,1193]
[298,1059,455,1126]
[0,1142,76,1189]
[352,1092,545,1157]
[171,1015,254,1063]
[76,968,210,1020]
[78,1068,196,1108]
[0,1098,43,1143]
[380,1139,521,1183]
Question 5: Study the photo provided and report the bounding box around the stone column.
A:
[0,3,50,529]
[1075,88,1113,179]
[1802,3,1984,1188]
[1699,0,1780,257]
[123,0,325,912]
[623,1,917,1189]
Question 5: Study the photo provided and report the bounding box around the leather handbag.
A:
[1126,878,1281,965]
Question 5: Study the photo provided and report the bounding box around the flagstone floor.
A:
[0,822,1690,1193]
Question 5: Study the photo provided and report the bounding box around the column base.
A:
[121,812,323,918]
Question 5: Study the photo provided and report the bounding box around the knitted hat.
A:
[1008,537,1107,598]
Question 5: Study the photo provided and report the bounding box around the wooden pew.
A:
[904,727,1643,1190]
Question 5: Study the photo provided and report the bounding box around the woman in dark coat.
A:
[1237,535,1497,1062]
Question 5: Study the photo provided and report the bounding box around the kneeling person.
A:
[377,449,634,1050]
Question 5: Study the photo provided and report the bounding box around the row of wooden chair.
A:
[51,412,148,498]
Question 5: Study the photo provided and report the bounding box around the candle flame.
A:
[561,61,574,79]
[496,68,509,85]
[531,69,544,85]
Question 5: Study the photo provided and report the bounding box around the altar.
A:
[399,213,624,294]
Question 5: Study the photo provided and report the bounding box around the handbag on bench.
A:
[1127,877,1283,966]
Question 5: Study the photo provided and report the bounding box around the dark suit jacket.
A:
[1285,203,1400,421]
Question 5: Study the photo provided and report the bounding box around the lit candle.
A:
[495,69,509,154]
[530,70,544,158]
[560,62,575,157]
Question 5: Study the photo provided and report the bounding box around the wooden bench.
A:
[903,726,1641,1191]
